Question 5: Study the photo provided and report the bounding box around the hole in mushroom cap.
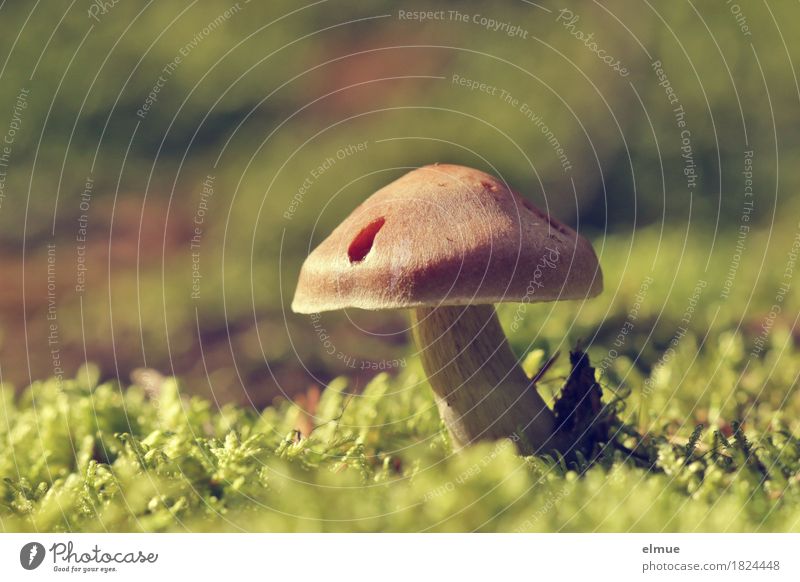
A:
[348,217,385,263]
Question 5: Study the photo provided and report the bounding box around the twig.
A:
[532,350,560,385]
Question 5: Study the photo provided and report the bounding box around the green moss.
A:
[2,334,799,532]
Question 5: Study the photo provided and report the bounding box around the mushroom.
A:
[292,164,602,455]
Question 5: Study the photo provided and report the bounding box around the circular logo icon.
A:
[20,542,46,570]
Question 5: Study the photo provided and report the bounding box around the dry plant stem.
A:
[412,304,561,455]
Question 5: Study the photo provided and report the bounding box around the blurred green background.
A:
[0,0,797,411]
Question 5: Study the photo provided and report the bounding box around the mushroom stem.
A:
[411,304,561,455]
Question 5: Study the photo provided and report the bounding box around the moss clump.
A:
[2,334,800,532]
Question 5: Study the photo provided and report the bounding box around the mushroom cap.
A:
[292,164,602,313]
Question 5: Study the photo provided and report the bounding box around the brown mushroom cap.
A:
[292,164,602,313]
